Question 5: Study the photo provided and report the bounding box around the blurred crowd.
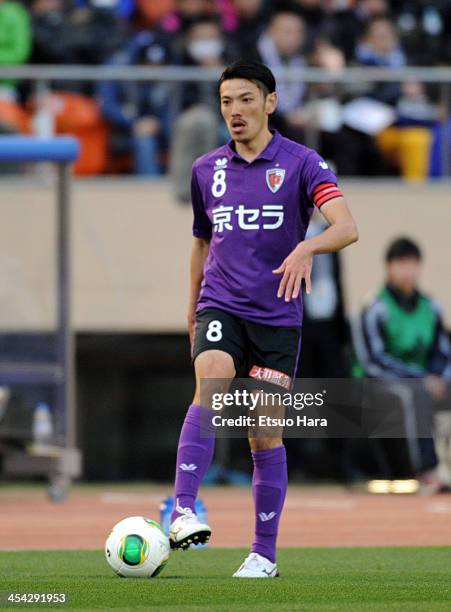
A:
[0,0,450,179]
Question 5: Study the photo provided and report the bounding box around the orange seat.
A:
[137,0,174,27]
[0,99,31,134]
[51,92,108,176]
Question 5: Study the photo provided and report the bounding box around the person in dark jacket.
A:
[30,0,127,66]
[353,237,451,490]
[169,14,234,200]
[98,31,172,175]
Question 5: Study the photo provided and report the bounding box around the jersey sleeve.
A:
[191,166,212,240]
[302,151,343,209]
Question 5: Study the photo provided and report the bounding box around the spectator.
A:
[158,0,215,38]
[229,0,269,61]
[353,237,451,488]
[70,1,129,66]
[396,80,439,127]
[352,15,439,180]
[333,15,411,176]
[355,15,405,68]
[0,0,31,95]
[170,15,232,201]
[376,79,440,179]
[135,0,172,28]
[157,0,224,70]
[0,0,30,148]
[98,31,173,175]
[395,1,450,66]
[354,15,406,105]
[75,0,136,20]
[30,0,79,65]
[331,0,390,60]
[443,0,451,64]
[31,0,127,66]
[30,0,127,96]
[301,39,350,170]
[288,0,329,42]
[256,9,307,139]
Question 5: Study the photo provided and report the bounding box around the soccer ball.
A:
[105,516,170,578]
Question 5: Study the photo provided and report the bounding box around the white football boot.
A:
[169,501,211,550]
[233,552,279,578]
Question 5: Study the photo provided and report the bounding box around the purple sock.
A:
[171,403,215,521]
[251,445,288,563]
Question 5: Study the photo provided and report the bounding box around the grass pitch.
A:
[1,547,450,611]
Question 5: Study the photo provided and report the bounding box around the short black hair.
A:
[269,4,305,23]
[183,13,221,33]
[218,60,276,96]
[385,237,422,262]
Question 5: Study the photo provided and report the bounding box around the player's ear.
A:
[265,91,277,115]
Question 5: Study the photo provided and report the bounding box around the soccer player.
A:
[169,60,358,577]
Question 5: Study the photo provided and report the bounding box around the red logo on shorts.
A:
[249,365,292,389]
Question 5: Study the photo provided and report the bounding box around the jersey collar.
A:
[226,129,282,163]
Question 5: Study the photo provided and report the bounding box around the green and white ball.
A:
[105,516,170,578]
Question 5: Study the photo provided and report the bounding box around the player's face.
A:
[219,78,277,144]
[386,257,421,295]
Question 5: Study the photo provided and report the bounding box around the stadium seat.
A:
[0,100,31,134]
[136,0,174,27]
[51,93,108,175]
[376,126,433,181]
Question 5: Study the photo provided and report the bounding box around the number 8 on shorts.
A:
[206,320,223,342]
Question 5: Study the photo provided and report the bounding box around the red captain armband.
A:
[312,182,343,208]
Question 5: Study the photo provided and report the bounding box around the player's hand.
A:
[272,242,313,302]
[424,375,447,402]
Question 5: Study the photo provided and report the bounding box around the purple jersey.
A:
[192,130,339,326]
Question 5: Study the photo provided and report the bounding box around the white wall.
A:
[0,178,449,331]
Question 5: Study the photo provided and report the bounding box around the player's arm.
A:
[273,196,358,302]
[188,166,212,343]
[274,152,358,302]
[305,196,358,253]
[188,237,210,344]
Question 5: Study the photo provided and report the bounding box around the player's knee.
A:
[193,350,235,407]
[195,350,235,379]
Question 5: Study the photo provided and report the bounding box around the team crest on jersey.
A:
[266,168,285,193]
